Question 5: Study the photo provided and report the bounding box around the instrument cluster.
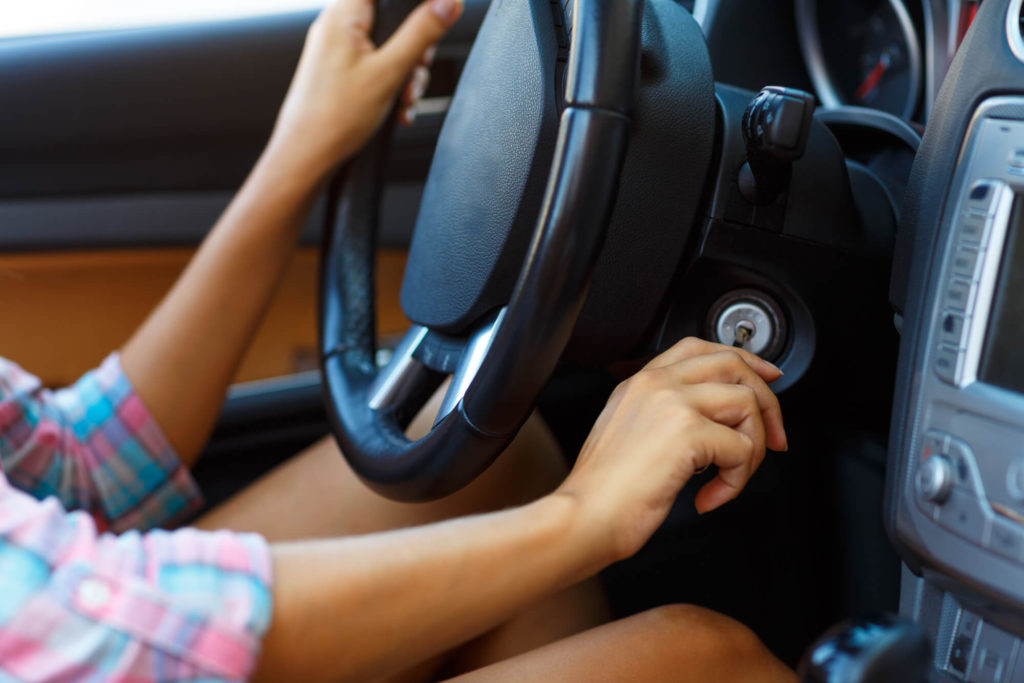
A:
[795,0,982,123]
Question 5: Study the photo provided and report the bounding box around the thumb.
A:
[371,0,463,91]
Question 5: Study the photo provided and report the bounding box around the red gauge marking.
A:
[957,1,980,47]
[856,52,892,102]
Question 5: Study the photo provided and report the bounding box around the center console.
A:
[893,96,1024,682]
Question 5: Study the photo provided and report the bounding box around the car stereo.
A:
[895,97,1024,682]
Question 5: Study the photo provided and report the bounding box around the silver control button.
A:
[951,244,981,279]
[918,456,955,504]
[942,278,974,312]
[971,622,1018,683]
[1008,149,1024,170]
[957,212,987,244]
[937,488,991,545]
[947,438,977,490]
[935,345,961,384]
[1007,459,1024,503]
[987,516,1023,564]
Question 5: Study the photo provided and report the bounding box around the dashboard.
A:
[696,0,983,124]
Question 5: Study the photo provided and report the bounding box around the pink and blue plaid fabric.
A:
[0,355,273,681]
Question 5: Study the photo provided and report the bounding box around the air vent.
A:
[1008,0,1024,62]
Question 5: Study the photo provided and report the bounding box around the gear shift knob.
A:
[798,614,931,683]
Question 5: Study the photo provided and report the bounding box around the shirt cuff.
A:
[92,353,205,533]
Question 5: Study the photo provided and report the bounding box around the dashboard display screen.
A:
[980,198,1024,393]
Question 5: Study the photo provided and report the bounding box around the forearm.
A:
[121,143,324,466]
[254,493,607,683]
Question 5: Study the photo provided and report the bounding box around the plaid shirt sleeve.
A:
[0,353,202,533]
[0,356,275,680]
[0,474,274,681]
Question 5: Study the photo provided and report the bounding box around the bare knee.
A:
[627,605,796,682]
[641,604,756,639]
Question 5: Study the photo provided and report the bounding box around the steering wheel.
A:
[321,0,643,502]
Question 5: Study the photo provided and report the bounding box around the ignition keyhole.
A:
[733,321,756,348]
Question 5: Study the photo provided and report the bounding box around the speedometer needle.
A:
[856,51,892,102]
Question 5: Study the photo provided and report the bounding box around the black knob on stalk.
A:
[739,86,816,205]
[798,614,931,683]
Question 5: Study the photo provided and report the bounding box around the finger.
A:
[645,337,782,383]
[400,105,416,126]
[671,351,787,452]
[678,382,767,468]
[685,420,759,514]
[400,64,431,110]
[370,0,462,94]
[422,45,438,67]
[319,0,376,57]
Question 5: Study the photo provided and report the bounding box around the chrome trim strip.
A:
[368,326,431,411]
[435,308,506,425]
[1008,0,1024,63]
[227,370,320,399]
[415,96,452,117]
[961,184,1015,386]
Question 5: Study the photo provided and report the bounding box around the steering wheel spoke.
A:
[369,325,433,411]
[434,309,507,426]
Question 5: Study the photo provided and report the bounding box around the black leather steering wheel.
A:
[320,0,644,501]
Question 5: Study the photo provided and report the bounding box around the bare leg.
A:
[195,391,609,678]
[446,605,797,683]
[195,414,570,540]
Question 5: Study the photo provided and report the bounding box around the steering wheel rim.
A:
[320,0,644,502]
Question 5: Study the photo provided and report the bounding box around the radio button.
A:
[957,212,987,245]
[951,244,981,279]
[1009,149,1024,172]
[937,488,990,546]
[987,516,1023,564]
[971,622,1017,683]
[939,311,966,347]
[1008,460,1024,503]
[935,345,961,384]
[966,181,997,213]
[947,438,977,489]
[950,611,981,676]
[918,456,954,504]
[943,278,974,312]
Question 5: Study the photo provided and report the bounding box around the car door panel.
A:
[0,247,409,385]
[0,3,482,487]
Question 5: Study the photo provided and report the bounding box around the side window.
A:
[0,0,324,40]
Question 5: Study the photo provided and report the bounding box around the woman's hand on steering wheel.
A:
[267,0,463,181]
[557,338,788,565]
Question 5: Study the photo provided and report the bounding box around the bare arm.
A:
[258,495,598,682]
[254,340,788,682]
[121,0,462,465]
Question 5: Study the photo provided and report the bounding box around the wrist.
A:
[258,132,337,191]
[538,490,618,579]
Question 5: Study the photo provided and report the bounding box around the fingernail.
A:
[423,45,437,65]
[431,0,462,23]
[404,105,417,125]
[762,359,783,376]
[411,65,430,102]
